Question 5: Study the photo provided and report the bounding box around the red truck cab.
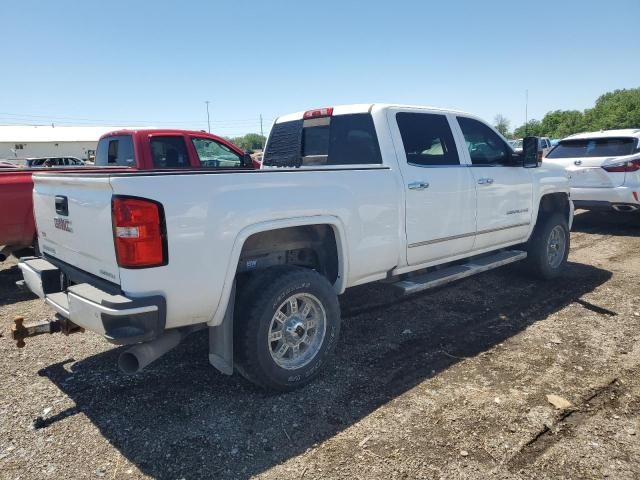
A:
[95,129,252,169]
[0,129,252,260]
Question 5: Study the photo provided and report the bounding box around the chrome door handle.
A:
[408,181,429,190]
[478,178,494,185]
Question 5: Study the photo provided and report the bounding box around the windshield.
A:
[547,137,638,158]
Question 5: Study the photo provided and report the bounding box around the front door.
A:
[389,109,477,266]
[454,116,533,250]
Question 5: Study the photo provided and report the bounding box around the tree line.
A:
[227,133,266,152]
[494,87,640,140]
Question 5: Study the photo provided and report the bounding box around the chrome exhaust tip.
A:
[612,204,639,212]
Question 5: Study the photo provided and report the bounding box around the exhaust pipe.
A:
[612,204,639,212]
[118,330,184,374]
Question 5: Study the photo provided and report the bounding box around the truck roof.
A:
[564,128,640,140]
[275,103,471,123]
[100,128,225,138]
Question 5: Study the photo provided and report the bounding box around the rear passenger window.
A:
[396,113,459,166]
[95,135,135,166]
[457,117,512,166]
[263,113,382,167]
[150,136,190,168]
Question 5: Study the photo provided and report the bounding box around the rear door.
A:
[454,116,533,250]
[388,109,477,265]
[34,174,121,284]
[545,137,638,188]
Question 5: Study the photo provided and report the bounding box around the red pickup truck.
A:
[0,129,252,260]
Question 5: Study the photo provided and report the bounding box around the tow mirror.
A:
[522,136,539,168]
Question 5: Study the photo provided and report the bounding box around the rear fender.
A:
[207,215,348,328]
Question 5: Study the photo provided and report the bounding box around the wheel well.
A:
[237,225,340,285]
[538,193,570,223]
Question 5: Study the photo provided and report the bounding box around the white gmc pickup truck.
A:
[16,104,573,390]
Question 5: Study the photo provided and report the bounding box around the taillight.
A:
[303,107,333,119]
[112,196,166,268]
[602,159,640,173]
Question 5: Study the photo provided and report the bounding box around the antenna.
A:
[204,101,211,133]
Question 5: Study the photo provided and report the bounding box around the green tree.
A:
[513,119,544,139]
[493,114,511,137]
[228,133,266,152]
[540,110,586,138]
[584,88,640,131]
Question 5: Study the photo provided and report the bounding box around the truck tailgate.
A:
[33,174,120,284]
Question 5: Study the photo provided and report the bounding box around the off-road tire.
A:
[234,266,341,391]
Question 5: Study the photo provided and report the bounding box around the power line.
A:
[0,111,273,126]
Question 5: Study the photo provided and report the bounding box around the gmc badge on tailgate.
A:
[53,217,73,232]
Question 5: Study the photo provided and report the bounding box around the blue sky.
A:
[1,0,639,136]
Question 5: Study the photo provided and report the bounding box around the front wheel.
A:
[234,266,341,391]
[525,212,570,280]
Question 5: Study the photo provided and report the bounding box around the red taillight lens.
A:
[602,159,640,173]
[112,197,166,268]
[303,107,333,119]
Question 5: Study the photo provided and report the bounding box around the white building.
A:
[0,125,144,162]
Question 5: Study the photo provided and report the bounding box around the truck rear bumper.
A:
[18,257,166,345]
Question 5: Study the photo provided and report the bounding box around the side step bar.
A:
[392,250,527,296]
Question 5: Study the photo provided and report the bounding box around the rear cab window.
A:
[96,135,135,166]
[547,137,639,158]
[263,113,382,167]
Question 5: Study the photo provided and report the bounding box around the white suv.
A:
[544,129,640,212]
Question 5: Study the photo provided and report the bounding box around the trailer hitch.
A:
[11,315,84,348]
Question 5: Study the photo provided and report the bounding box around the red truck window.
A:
[191,137,243,168]
[96,135,135,166]
[150,136,190,168]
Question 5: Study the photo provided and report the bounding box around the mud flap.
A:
[208,283,234,375]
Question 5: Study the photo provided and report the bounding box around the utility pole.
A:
[205,101,211,133]
[259,114,264,149]
[524,89,528,136]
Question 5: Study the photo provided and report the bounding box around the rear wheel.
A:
[525,212,570,279]
[234,266,341,391]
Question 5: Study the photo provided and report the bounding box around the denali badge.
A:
[53,217,73,232]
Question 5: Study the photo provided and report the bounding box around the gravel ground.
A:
[1,210,639,480]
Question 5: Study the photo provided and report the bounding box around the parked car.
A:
[509,137,552,160]
[16,105,572,391]
[27,156,86,167]
[544,129,640,212]
[0,129,252,260]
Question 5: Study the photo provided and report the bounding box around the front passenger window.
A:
[457,116,512,166]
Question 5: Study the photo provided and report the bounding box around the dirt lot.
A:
[1,210,639,480]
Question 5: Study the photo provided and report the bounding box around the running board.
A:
[392,250,527,296]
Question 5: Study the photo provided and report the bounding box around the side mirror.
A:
[242,153,253,168]
[522,136,539,168]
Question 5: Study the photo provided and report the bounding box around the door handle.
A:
[477,178,494,185]
[408,181,429,190]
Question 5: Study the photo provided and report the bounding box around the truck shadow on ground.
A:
[571,209,640,237]
[36,258,612,480]
[0,264,36,307]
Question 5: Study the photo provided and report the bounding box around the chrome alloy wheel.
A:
[267,293,327,370]
[547,225,567,268]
